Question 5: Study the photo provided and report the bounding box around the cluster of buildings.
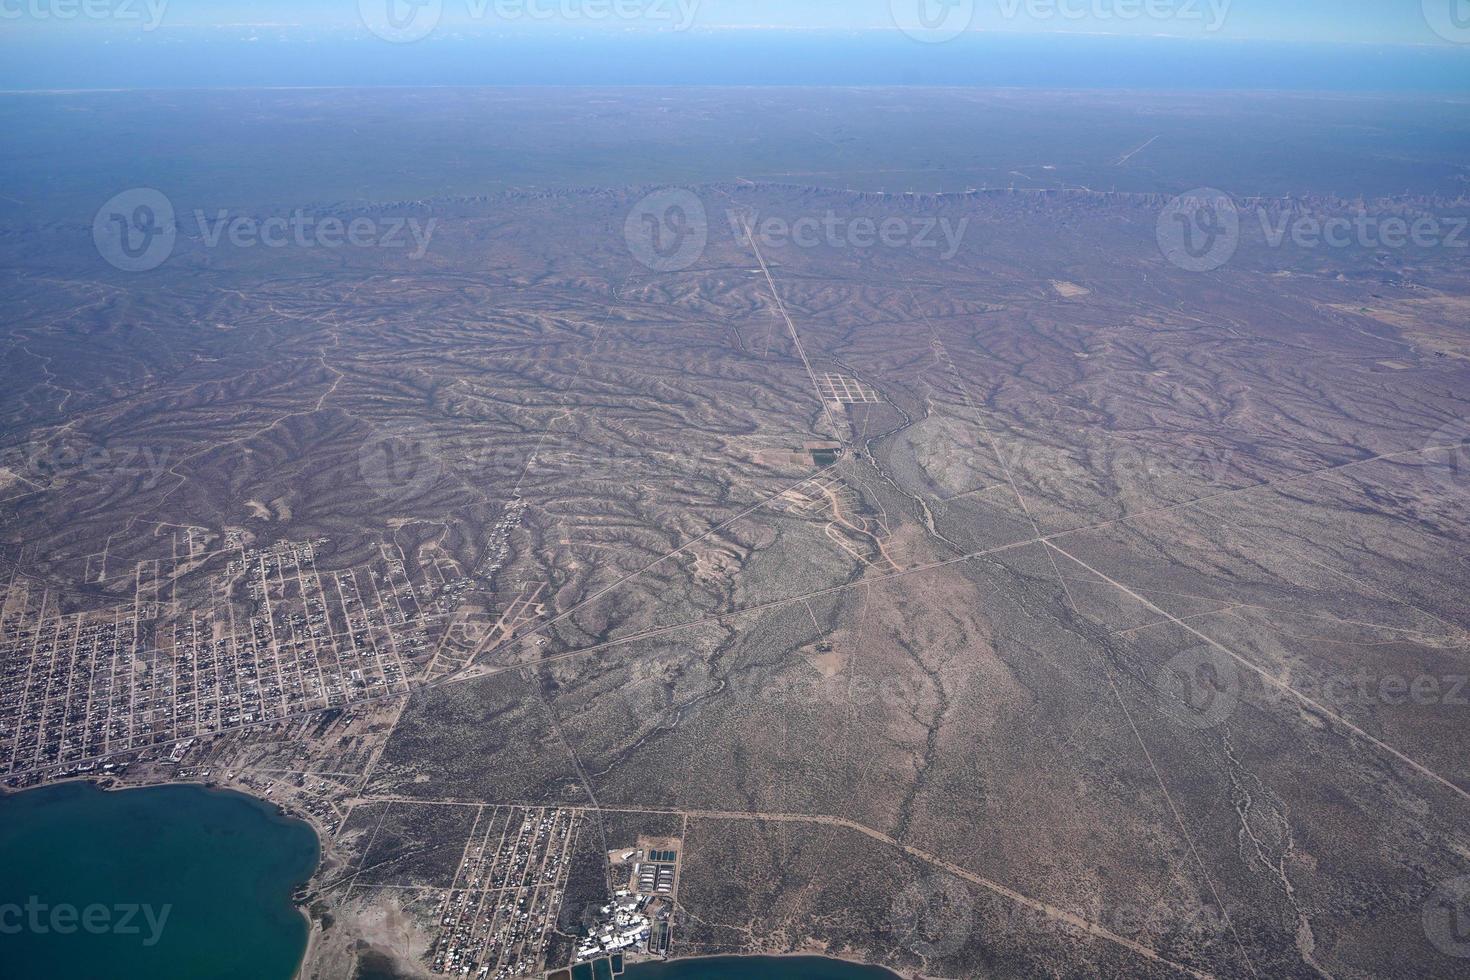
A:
[635,851,678,895]
[419,498,534,681]
[0,605,139,776]
[575,843,680,963]
[475,497,527,587]
[0,539,433,779]
[232,539,426,713]
[431,806,577,978]
[575,892,655,961]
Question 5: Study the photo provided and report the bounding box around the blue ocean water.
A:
[0,782,319,980]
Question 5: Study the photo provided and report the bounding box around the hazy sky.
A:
[4,0,1466,46]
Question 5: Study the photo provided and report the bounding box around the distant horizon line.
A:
[4,83,1469,98]
[4,27,1470,50]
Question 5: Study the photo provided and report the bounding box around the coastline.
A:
[1,775,326,980]
[8,778,910,980]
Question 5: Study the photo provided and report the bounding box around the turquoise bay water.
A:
[623,955,901,980]
[0,781,319,980]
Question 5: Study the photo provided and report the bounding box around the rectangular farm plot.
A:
[818,373,881,405]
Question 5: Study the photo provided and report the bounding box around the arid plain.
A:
[2,90,1469,979]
